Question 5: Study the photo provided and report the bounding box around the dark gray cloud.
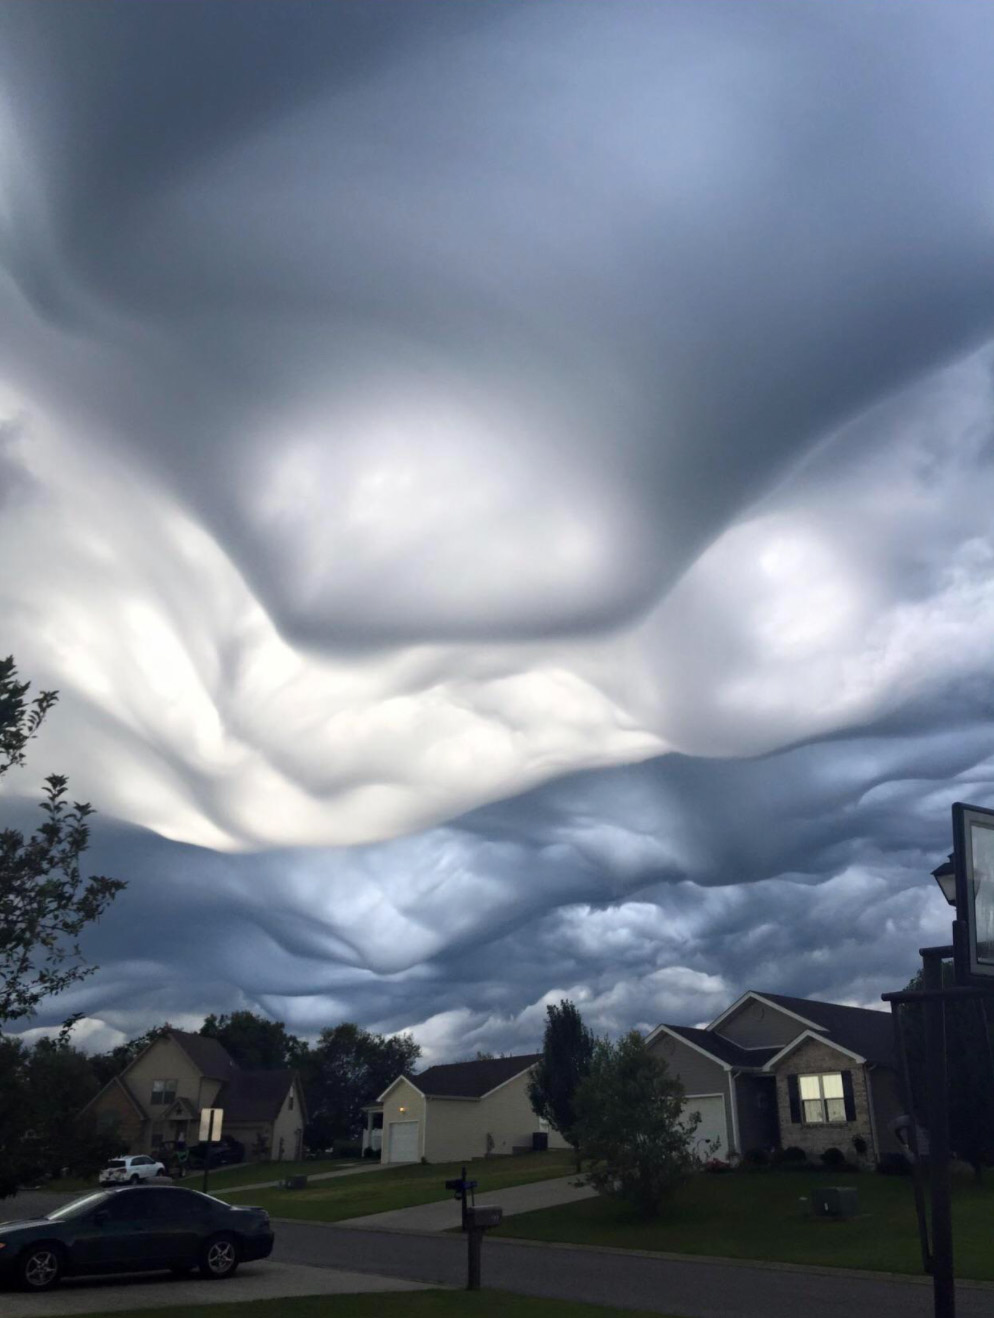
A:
[1,1,993,1058]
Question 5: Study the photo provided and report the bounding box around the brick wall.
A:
[774,1036,875,1162]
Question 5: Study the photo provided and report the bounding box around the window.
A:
[151,1079,178,1106]
[799,1073,847,1124]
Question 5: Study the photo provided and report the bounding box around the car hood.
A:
[0,1219,52,1236]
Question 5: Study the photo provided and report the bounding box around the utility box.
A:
[466,1205,503,1230]
[812,1185,858,1218]
[283,1175,308,1190]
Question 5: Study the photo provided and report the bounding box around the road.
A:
[274,1220,994,1318]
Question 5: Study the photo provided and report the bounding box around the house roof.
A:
[664,1025,779,1070]
[216,1069,299,1123]
[170,1031,240,1079]
[413,1054,541,1099]
[752,993,896,1067]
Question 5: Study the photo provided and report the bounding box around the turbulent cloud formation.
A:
[1,1,994,1057]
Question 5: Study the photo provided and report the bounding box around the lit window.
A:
[799,1073,847,1124]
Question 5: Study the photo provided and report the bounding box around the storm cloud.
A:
[2,0,994,1057]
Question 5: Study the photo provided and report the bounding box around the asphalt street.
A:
[273,1220,994,1318]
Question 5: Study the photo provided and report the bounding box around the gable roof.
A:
[758,993,895,1066]
[81,1072,148,1120]
[762,1029,869,1071]
[707,991,828,1037]
[661,1024,779,1069]
[413,1054,541,1099]
[170,1031,240,1079]
[216,1069,300,1123]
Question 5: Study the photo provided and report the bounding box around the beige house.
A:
[82,1029,306,1161]
[368,1054,570,1164]
[646,991,904,1164]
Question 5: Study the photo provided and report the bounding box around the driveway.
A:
[272,1219,994,1318]
[338,1174,597,1231]
[0,1261,429,1315]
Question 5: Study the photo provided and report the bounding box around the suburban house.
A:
[81,1029,307,1161]
[366,1054,570,1164]
[647,991,903,1164]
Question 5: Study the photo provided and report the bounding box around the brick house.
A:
[646,991,904,1163]
[81,1029,306,1161]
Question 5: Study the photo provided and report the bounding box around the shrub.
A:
[362,1145,379,1159]
[876,1152,913,1176]
[335,1141,362,1160]
[820,1146,847,1169]
[742,1148,770,1169]
[851,1135,868,1158]
[772,1145,807,1168]
[704,1158,732,1173]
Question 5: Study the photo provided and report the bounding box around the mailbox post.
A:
[443,1166,478,1232]
[465,1205,503,1290]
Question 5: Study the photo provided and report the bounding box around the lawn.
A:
[199,1158,354,1191]
[497,1169,994,1280]
[219,1150,575,1222]
[67,1290,674,1318]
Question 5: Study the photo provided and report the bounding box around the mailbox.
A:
[466,1205,503,1230]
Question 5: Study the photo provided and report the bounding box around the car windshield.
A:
[47,1191,112,1221]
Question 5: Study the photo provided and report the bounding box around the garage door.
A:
[682,1094,727,1161]
[387,1120,420,1164]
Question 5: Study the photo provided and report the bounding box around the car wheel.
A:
[19,1243,63,1292]
[157,1166,167,1176]
[199,1233,239,1280]
[129,1173,140,1184]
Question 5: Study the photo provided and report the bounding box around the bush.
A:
[704,1158,732,1173]
[335,1141,362,1160]
[852,1135,868,1158]
[877,1152,913,1176]
[772,1145,807,1168]
[742,1148,770,1169]
[362,1145,380,1159]
[820,1146,847,1169]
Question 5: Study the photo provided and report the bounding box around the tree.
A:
[0,656,126,1025]
[301,1024,420,1149]
[528,999,594,1153]
[573,1030,697,1218]
[901,964,994,1182]
[200,1010,306,1071]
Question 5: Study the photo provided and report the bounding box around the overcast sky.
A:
[2,0,994,1062]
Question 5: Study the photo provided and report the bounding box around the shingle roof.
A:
[758,993,896,1066]
[664,1025,779,1069]
[412,1054,541,1099]
[170,1031,240,1079]
[216,1069,297,1123]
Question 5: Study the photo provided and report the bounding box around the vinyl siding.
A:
[647,1032,735,1154]
[421,1070,569,1163]
[381,1077,426,1163]
[714,999,811,1049]
[123,1039,218,1153]
[270,1079,304,1160]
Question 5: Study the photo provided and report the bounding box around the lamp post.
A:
[882,804,994,1318]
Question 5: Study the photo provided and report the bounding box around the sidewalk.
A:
[337,1174,596,1231]
[218,1161,387,1195]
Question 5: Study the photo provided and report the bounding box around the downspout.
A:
[864,1064,880,1163]
[728,1070,742,1159]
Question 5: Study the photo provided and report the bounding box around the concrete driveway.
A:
[338,1173,597,1231]
[0,1261,430,1315]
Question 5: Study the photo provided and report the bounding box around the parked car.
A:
[186,1137,245,1169]
[98,1156,166,1186]
[0,1185,274,1291]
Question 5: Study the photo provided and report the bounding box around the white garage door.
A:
[387,1120,420,1164]
[682,1095,727,1161]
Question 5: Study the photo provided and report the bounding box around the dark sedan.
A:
[0,1185,273,1292]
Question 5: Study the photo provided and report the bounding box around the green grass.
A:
[219,1151,575,1222]
[497,1168,994,1280]
[62,1290,675,1318]
[199,1158,355,1191]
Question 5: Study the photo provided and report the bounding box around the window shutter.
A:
[841,1070,856,1121]
[787,1074,801,1123]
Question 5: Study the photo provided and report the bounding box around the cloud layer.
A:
[1,1,994,1056]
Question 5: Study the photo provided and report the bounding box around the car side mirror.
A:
[94,1209,110,1225]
